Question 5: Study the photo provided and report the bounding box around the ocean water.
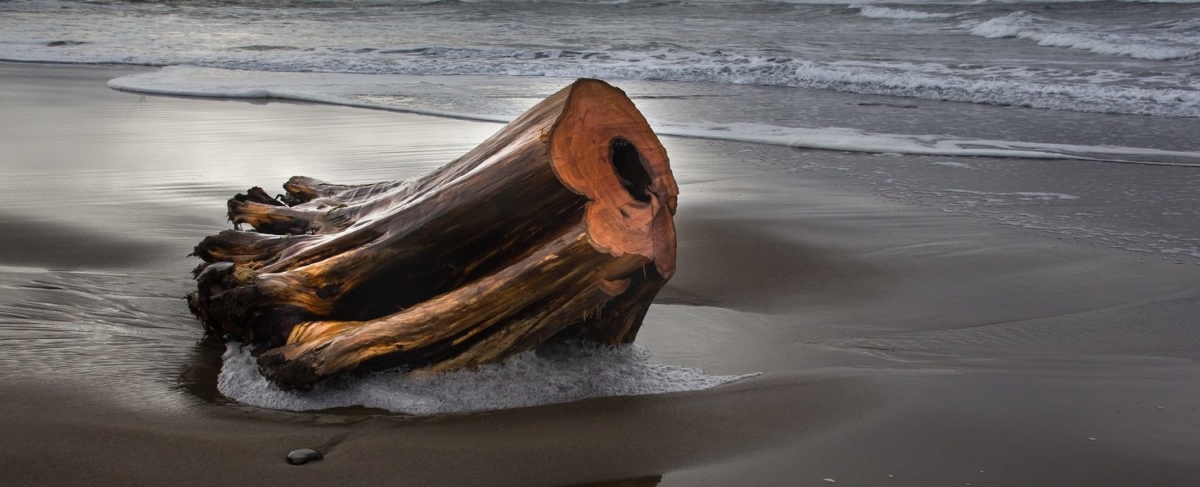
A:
[4,0,1200,142]
[3,0,1200,415]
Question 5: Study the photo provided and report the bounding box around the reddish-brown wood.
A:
[188,78,678,390]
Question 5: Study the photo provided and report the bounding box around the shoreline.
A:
[115,65,1200,164]
[2,62,1199,487]
[6,60,1196,165]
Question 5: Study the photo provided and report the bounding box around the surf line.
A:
[107,73,1200,169]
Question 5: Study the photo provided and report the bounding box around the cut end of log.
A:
[189,78,679,390]
[550,79,678,278]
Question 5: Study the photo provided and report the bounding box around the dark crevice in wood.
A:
[610,137,653,203]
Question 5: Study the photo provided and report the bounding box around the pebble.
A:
[287,448,324,465]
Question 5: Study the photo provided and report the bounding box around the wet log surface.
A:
[187,79,678,390]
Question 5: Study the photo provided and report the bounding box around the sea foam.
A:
[81,52,1194,118]
[655,121,1200,165]
[4,0,1199,118]
[217,342,754,415]
[854,5,958,20]
[106,67,1200,166]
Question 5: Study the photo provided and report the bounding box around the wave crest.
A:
[971,11,1200,61]
[854,5,958,20]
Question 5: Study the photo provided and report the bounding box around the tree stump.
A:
[187,79,678,390]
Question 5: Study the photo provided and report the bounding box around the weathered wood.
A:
[188,78,678,390]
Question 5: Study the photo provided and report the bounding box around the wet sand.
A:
[2,62,1199,486]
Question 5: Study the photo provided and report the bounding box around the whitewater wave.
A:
[105,62,1200,119]
[971,11,1200,61]
[854,5,959,20]
[107,67,1200,166]
[657,122,1200,166]
[218,342,753,415]
[55,47,1192,117]
[4,0,1199,118]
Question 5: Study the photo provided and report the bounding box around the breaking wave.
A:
[103,58,1200,119]
[971,11,1200,61]
[854,5,959,20]
[106,67,1200,165]
[4,0,1199,117]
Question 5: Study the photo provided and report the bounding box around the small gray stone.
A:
[287,448,323,465]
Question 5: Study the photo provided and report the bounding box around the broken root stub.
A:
[187,78,678,390]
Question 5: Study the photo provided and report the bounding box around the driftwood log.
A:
[188,79,678,390]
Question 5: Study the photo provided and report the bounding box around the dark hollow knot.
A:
[610,137,652,203]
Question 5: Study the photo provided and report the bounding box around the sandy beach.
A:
[2,62,1199,486]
